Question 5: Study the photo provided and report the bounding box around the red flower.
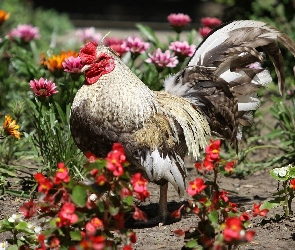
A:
[239,212,251,222]
[106,143,126,177]
[227,202,238,213]
[245,230,256,242]
[205,139,221,161]
[194,161,203,171]
[186,178,207,196]
[19,199,36,218]
[86,217,104,235]
[252,204,269,217]
[96,174,107,186]
[54,162,70,184]
[56,202,78,227]
[34,173,54,194]
[133,206,147,222]
[225,161,235,173]
[173,229,185,236]
[129,231,137,243]
[223,217,243,242]
[37,234,46,250]
[200,17,222,28]
[84,151,97,163]
[214,190,229,203]
[203,156,215,171]
[49,237,60,249]
[114,213,125,229]
[171,204,185,219]
[123,245,133,250]
[199,27,212,39]
[120,187,133,199]
[131,173,150,201]
[79,235,105,250]
[290,179,295,190]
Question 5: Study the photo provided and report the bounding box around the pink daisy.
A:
[29,78,58,97]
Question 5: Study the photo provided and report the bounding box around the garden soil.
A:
[1,157,295,250]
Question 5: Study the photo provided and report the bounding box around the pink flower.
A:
[104,37,124,46]
[85,217,104,235]
[106,143,126,176]
[205,139,221,161]
[201,17,222,28]
[199,27,212,38]
[121,36,150,54]
[186,178,207,196]
[56,202,78,227]
[145,48,178,68]
[62,56,83,74]
[76,27,102,44]
[133,206,147,222]
[167,13,192,27]
[9,24,40,42]
[169,41,196,57]
[104,37,128,56]
[110,44,128,57]
[53,162,70,184]
[29,78,58,97]
[131,173,150,201]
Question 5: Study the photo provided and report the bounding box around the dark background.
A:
[31,0,224,28]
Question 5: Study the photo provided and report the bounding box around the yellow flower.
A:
[42,51,78,72]
[3,115,22,139]
[0,10,10,25]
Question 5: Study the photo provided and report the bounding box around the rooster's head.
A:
[79,41,116,85]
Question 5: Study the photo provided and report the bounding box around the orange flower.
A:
[0,10,10,26]
[3,115,22,139]
[42,51,78,72]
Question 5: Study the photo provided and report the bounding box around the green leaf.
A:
[135,24,160,46]
[261,197,285,210]
[208,210,218,224]
[185,239,199,248]
[7,245,18,250]
[123,195,133,206]
[109,205,120,216]
[71,185,87,207]
[289,167,295,178]
[97,201,105,213]
[15,221,28,230]
[70,230,82,241]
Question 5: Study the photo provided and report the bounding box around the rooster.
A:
[70,20,295,222]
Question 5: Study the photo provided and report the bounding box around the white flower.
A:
[34,226,42,234]
[89,193,98,201]
[27,223,42,234]
[0,241,8,250]
[8,213,23,223]
[273,166,290,177]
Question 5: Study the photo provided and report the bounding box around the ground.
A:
[1,157,295,250]
[130,158,295,250]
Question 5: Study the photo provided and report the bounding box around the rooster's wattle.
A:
[70,20,295,222]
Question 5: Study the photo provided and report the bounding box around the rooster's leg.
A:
[158,182,169,221]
